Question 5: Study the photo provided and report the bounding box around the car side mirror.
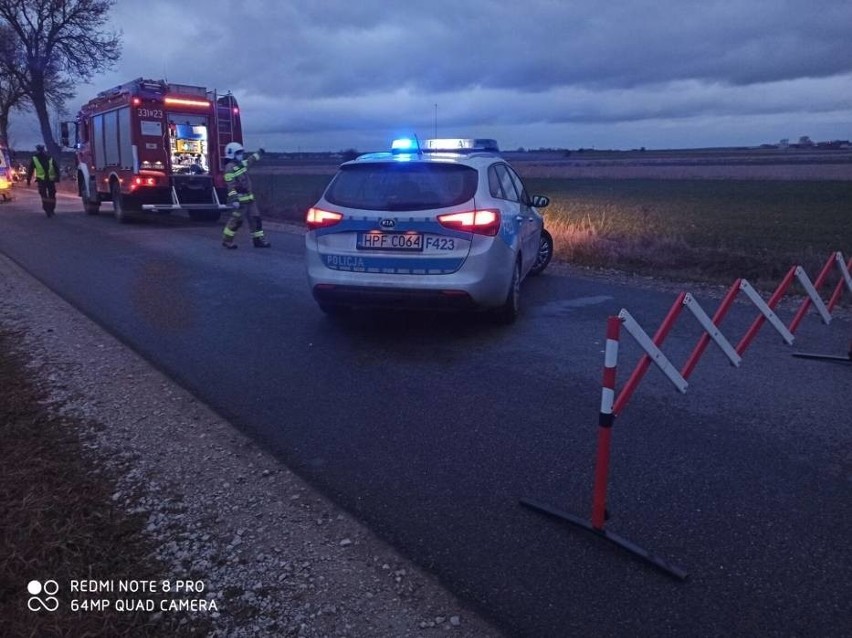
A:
[531,195,550,208]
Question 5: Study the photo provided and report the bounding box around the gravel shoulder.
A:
[0,252,504,637]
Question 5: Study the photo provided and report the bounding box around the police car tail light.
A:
[437,209,500,236]
[306,207,343,230]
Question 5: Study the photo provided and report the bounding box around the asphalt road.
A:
[2,188,850,637]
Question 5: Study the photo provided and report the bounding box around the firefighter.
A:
[26,144,60,217]
[221,142,271,249]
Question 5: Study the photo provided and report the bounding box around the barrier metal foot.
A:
[520,497,688,581]
[792,352,852,364]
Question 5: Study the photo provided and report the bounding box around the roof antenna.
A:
[434,103,438,139]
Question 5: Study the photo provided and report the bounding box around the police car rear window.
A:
[325,163,478,212]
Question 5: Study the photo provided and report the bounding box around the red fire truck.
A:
[62,78,244,222]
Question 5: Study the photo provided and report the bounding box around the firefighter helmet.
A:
[224,142,244,159]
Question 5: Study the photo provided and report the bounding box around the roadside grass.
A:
[0,329,207,637]
[252,173,332,222]
[525,178,852,286]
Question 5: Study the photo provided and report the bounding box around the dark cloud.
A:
[213,0,852,96]
[13,0,851,150]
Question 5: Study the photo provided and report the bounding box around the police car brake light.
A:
[438,209,500,236]
[306,207,343,230]
[424,138,499,153]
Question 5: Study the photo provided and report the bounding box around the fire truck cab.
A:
[62,78,244,222]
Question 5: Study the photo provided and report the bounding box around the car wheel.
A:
[529,229,553,276]
[493,258,521,325]
[111,181,130,223]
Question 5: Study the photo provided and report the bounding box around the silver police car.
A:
[304,138,553,323]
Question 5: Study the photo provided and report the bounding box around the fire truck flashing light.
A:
[164,97,211,108]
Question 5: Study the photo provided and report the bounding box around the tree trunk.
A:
[0,112,9,145]
[30,74,60,157]
[0,94,16,146]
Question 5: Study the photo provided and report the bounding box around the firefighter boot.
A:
[222,232,238,250]
[252,223,271,248]
[222,222,239,249]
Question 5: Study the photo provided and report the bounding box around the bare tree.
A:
[0,24,29,145]
[0,0,121,156]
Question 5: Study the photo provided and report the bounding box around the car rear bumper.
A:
[305,234,515,308]
[312,284,477,310]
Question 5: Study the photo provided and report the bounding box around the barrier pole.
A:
[789,253,836,334]
[613,292,686,416]
[826,256,852,313]
[591,317,620,529]
[519,315,688,581]
[736,266,796,356]
[681,278,742,380]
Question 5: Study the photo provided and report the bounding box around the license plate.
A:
[357,232,423,251]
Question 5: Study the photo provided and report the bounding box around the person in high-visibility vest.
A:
[221,142,271,249]
[26,144,60,217]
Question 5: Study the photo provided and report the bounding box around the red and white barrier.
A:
[591,317,620,531]
[521,251,851,580]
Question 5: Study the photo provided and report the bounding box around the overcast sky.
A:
[12,0,852,152]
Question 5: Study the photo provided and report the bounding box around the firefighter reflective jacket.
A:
[29,153,58,182]
[224,150,263,205]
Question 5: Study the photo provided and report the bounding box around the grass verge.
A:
[0,328,208,637]
[527,178,852,287]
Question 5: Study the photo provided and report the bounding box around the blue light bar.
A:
[391,138,419,153]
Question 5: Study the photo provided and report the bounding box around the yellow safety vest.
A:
[32,156,57,181]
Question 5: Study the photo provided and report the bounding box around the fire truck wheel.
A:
[111,181,130,223]
[83,196,100,215]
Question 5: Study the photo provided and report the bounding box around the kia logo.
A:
[380,219,396,228]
